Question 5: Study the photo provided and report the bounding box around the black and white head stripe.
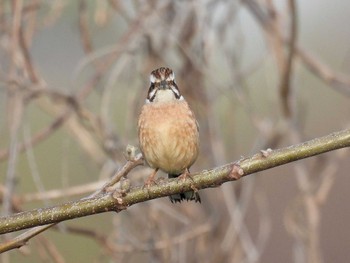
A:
[170,83,180,98]
[146,82,157,102]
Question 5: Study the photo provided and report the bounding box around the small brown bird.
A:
[138,67,200,203]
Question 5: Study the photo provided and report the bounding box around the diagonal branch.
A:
[0,129,349,238]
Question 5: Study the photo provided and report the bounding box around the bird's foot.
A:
[142,168,159,189]
[174,169,201,203]
[178,168,195,183]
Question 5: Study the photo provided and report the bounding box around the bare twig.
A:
[279,0,297,117]
[0,224,54,252]
[20,180,106,203]
[88,152,144,198]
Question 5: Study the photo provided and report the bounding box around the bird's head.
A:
[146,67,183,103]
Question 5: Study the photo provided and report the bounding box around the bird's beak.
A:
[160,80,167,90]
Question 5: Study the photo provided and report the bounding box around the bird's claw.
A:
[177,169,194,183]
[142,178,158,189]
[142,168,159,190]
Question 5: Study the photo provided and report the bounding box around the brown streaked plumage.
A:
[138,67,200,203]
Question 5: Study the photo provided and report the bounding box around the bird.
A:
[138,67,201,203]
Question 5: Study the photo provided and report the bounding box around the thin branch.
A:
[297,47,350,95]
[18,20,39,83]
[20,180,106,203]
[279,0,297,117]
[0,129,348,241]
[0,224,55,252]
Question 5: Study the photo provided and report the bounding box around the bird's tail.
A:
[168,173,201,203]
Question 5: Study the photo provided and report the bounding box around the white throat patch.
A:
[153,89,177,103]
